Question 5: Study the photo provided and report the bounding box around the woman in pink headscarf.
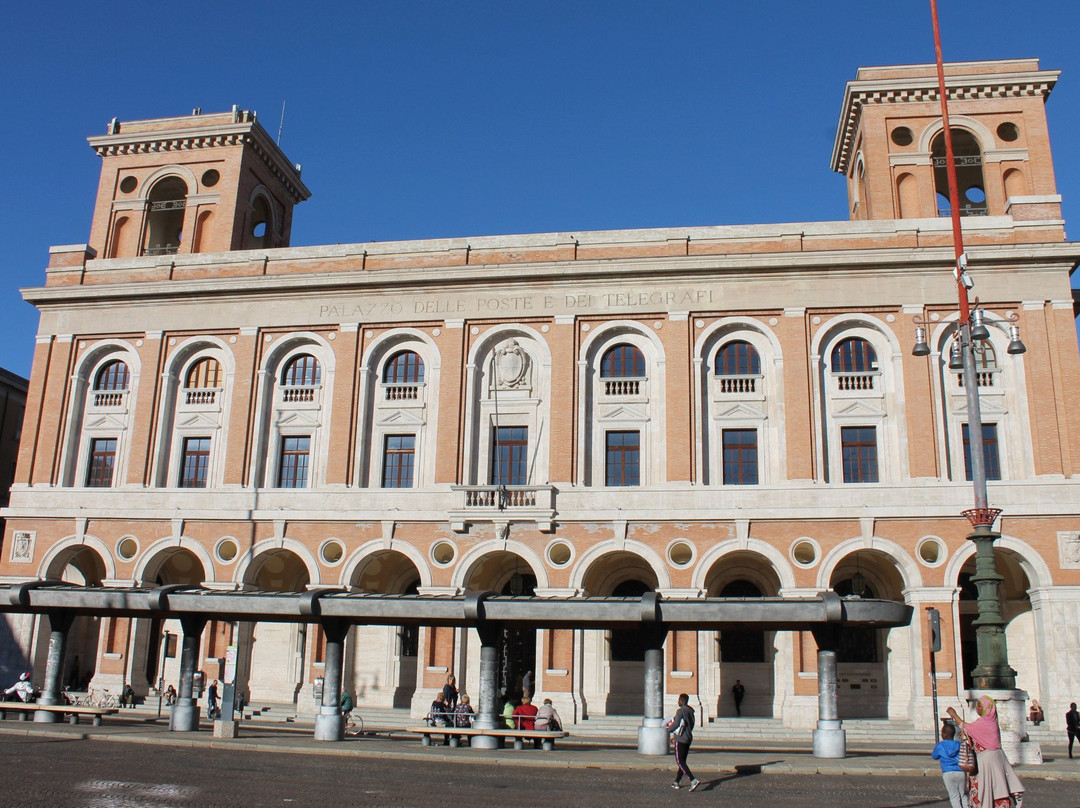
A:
[946,696,1025,808]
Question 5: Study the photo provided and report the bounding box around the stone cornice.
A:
[22,239,1080,309]
[832,68,1059,174]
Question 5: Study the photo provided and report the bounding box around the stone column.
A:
[35,611,74,722]
[812,627,845,758]
[470,622,502,749]
[170,616,206,732]
[638,626,670,755]
[314,619,348,741]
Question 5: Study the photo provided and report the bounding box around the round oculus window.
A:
[321,540,344,564]
[667,541,694,567]
[432,541,456,565]
[547,542,572,566]
[890,126,914,147]
[997,122,1019,143]
[119,176,138,194]
[217,539,238,562]
[792,540,819,566]
[117,537,138,560]
[201,169,220,187]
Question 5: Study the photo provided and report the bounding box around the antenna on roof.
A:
[277,100,286,145]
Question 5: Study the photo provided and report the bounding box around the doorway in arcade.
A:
[497,571,538,701]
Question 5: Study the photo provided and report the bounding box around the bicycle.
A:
[96,689,118,709]
[344,711,364,737]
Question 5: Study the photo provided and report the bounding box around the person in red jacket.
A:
[512,694,540,746]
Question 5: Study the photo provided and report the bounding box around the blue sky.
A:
[2,1,1079,380]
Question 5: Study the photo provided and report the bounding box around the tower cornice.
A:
[88,115,311,204]
[831,63,1059,175]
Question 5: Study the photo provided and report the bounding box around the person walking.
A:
[932,722,968,808]
[207,679,220,720]
[668,693,700,792]
[1067,702,1080,759]
[732,680,745,716]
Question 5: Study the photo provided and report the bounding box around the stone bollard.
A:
[213,719,238,738]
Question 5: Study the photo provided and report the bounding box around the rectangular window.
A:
[841,426,878,483]
[962,423,1001,481]
[382,434,416,488]
[722,429,759,485]
[86,437,118,487]
[491,426,528,486]
[605,430,641,486]
[180,437,211,488]
[277,435,311,488]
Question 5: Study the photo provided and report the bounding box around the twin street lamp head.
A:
[910,311,1026,359]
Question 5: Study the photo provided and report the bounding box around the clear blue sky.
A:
[2,1,1079,380]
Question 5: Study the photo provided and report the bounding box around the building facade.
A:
[2,60,1080,730]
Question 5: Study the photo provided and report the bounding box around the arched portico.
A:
[826,544,909,719]
[238,545,312,705]
[701,549,784,719]
[457,547,542,713]
[38,541,110,693]
[127,540,211,702]
[578,549,661,717]
[345,547,423,708]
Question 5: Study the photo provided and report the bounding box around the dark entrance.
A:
[497,572,537,699]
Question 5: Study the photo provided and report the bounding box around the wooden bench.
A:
[407,726,569,751]
[0,702,118,726]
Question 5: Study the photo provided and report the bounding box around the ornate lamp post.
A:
[918,0,1027,691]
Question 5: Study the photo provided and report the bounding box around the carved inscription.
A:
[319,287,715,320]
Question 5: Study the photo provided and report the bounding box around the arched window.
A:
[143,177,187,256]
[831,338,877,373]
[282,354,321,387]
[932,129,986,217]
[246,195,272,249]
[715,341,760,376]
[600,344,645,378]
[185,358,221,389]
[383,351,425,384]
[95,360,130,391]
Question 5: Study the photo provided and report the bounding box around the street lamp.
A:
[920,0,1026,693]
[913,308,1024,690]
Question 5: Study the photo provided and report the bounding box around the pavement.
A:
[2,709,1078,782]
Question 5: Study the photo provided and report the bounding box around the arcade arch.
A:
[346,548,423,707]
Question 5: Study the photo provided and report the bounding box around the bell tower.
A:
[85,107,310,259]
[832,59,1062,229]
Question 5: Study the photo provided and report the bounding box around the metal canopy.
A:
[1,583,913,631]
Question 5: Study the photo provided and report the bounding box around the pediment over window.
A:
[952,396,1008,417]
[832,400,886,418]
[596,404,650,422]
[714,401,767,420]
[376,409,426,428]
[176,413,223,430]
[84,414,129,430]
[274,410,321,428]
